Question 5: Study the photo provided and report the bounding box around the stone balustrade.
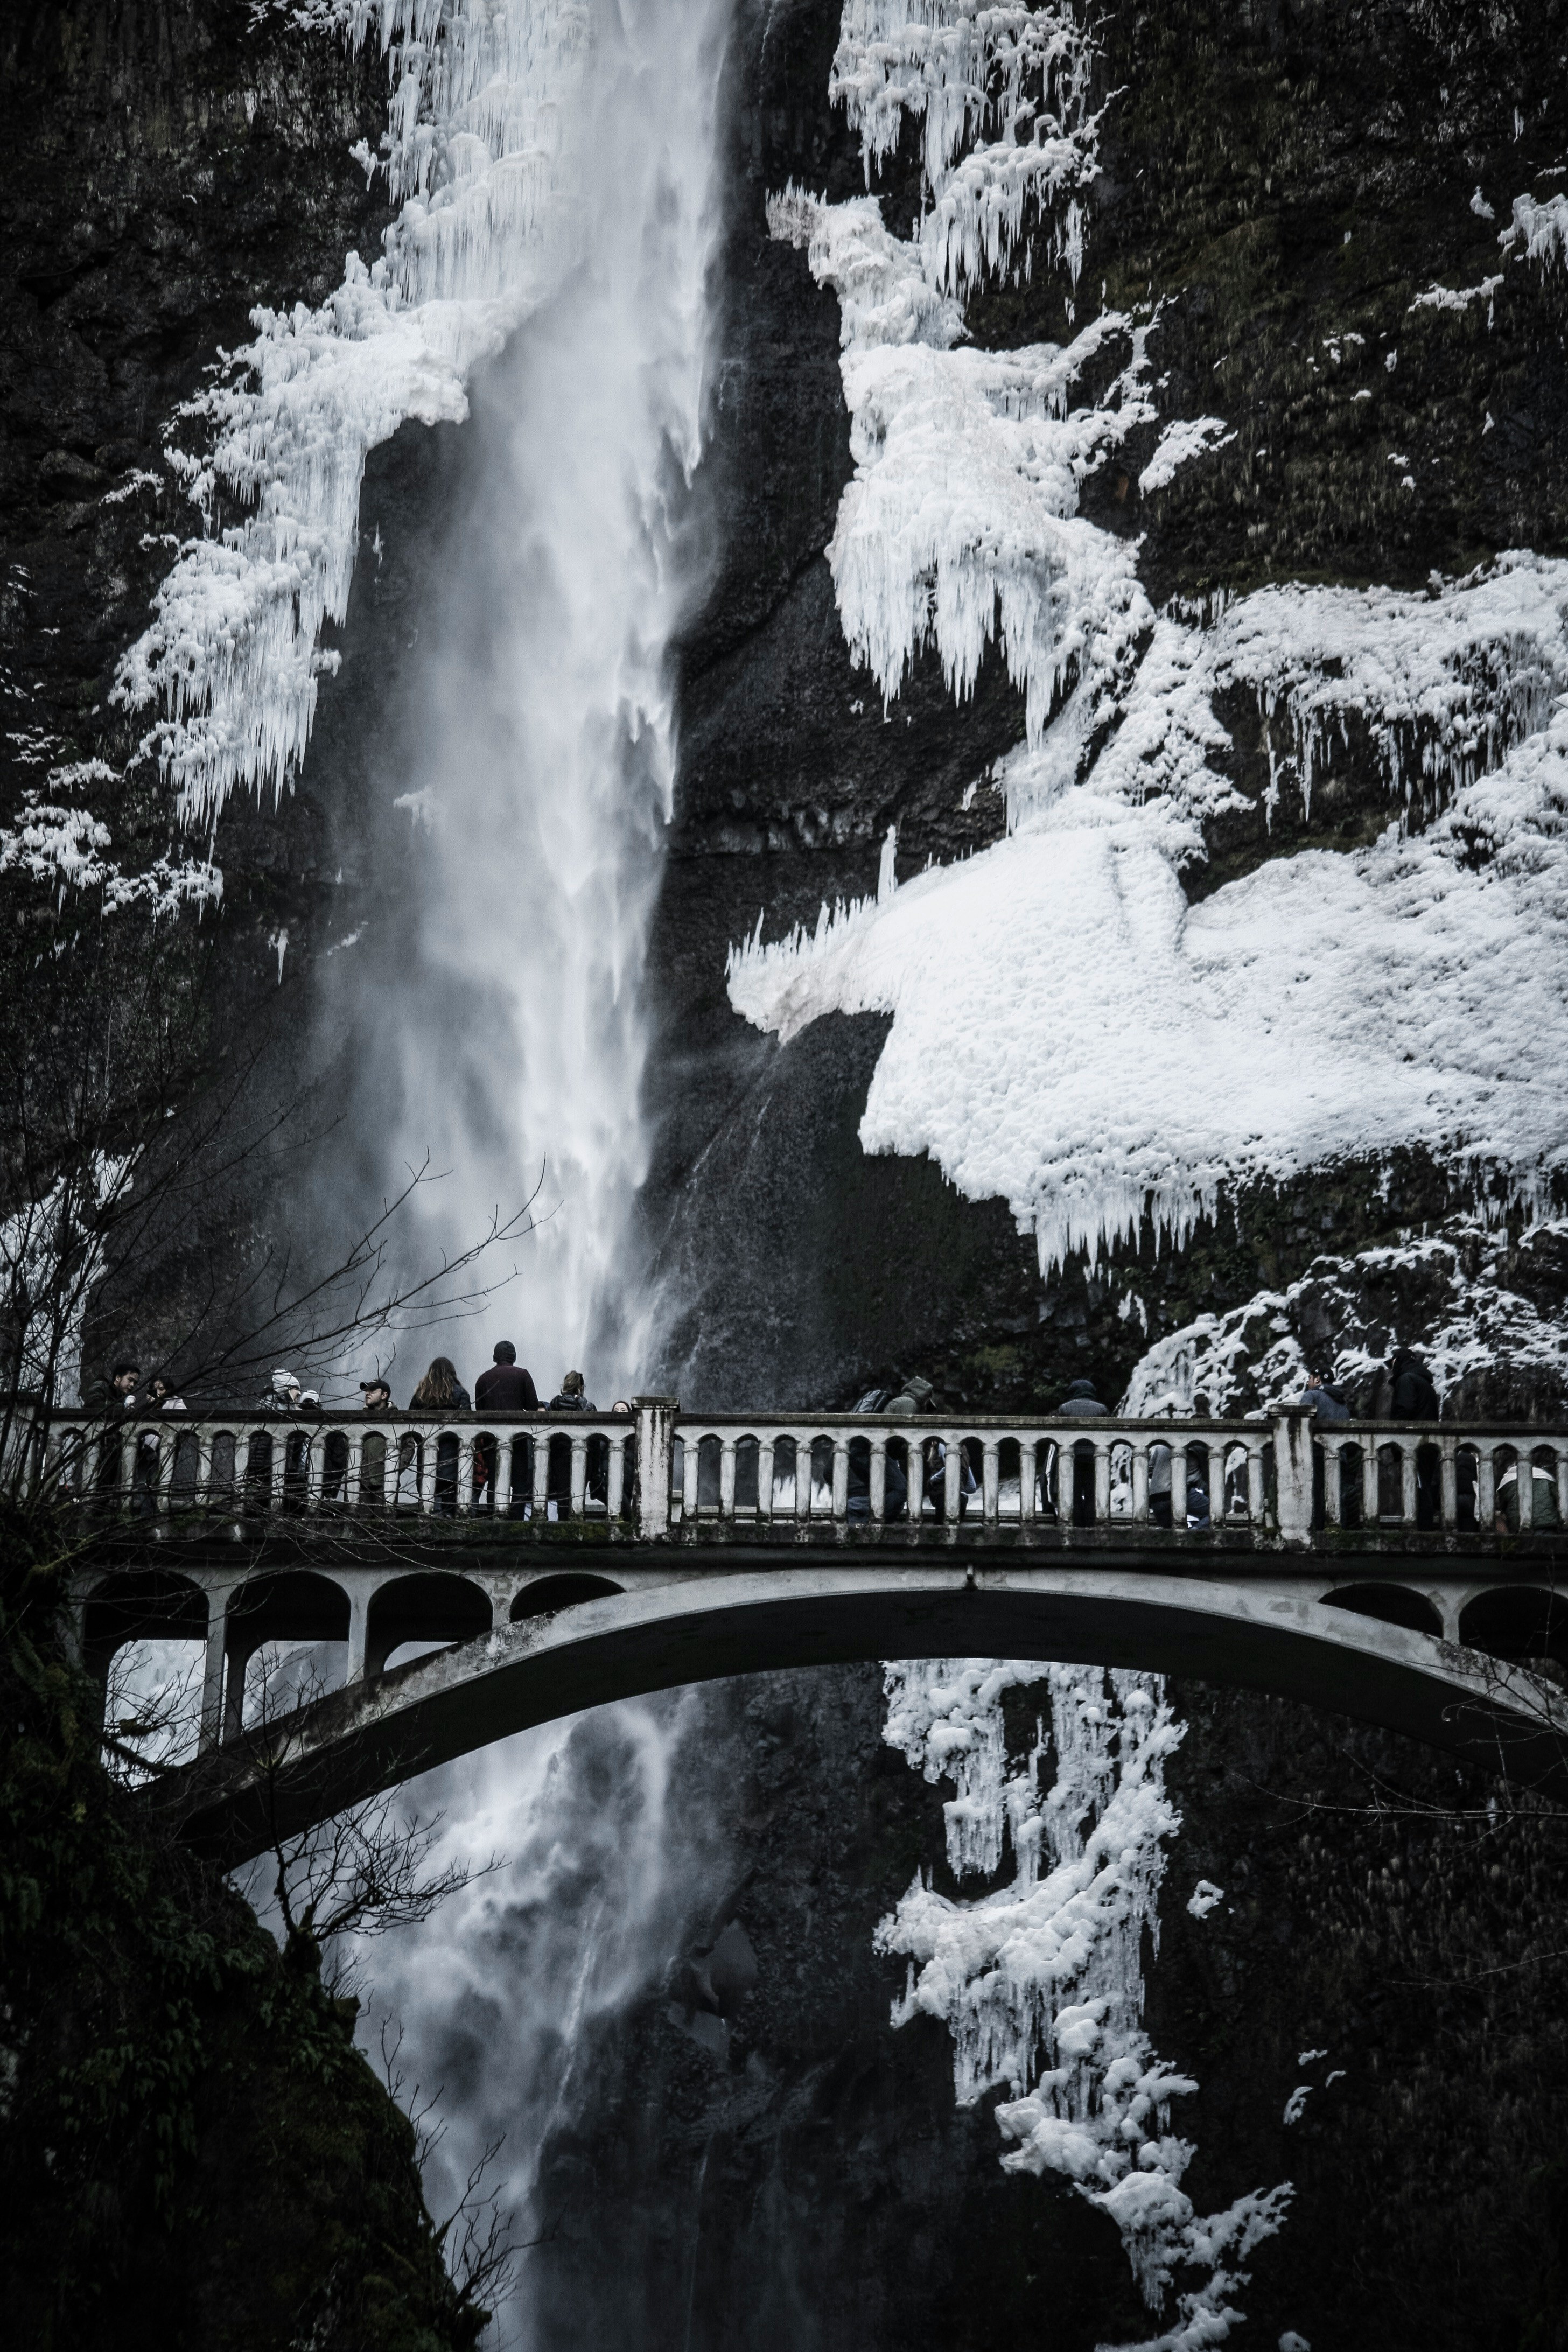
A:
[30,1400,1568,1549]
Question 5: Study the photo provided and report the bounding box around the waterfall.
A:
[117,0,732,1395]
[376,0,731,1392]
[347,1697,730,2344]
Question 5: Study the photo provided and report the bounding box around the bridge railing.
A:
[26,1399,1568,1545]
[37,1409,640,1527]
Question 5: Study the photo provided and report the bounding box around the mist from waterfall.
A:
[349,1695,731,2348]
[376,0,731,1398]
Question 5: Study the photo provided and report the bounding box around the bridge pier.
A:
[199,1588,228,1753]
[346,1585,369,1690]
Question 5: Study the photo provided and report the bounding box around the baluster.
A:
[300,1432,322,1514]
[346,1429,365,1514]
[103,1429,127,1507]
[942,1434,961,1523]
[197,1428,214,1510]
[454,1433,474,1516]
[1209,1439,1228,1523]
[570,1436,588,1518]
[683,1433,701,1521]
[832,1438,850,1522]
[870,1437,887,1523]
[1020,1439,1038,1525]
[758,1437,775,1523]
[1557,1444,1568,1532]
[495,1433,513,1516]
[1323,1436,1344,1527]
[532,1431,550,1520]
[271,1428,288,1519]
[720,1437,738,1518]
[795,1433,813,1523]
[1439,1435,1457,1529]
[1093,1440,1111,1523]
[1361,1443,1378,1527]
[1517,1446,1535,1531]
[980,1438,998,1524]
[1131,1440,1150,1525]
[607,1437,626,1520]
[1476,1443,1496,1530]
[1400,1440,1418,1524]
[1168,1438,1188,1534]
[155,1427,177,1517]
[1245,1436,1267,1524]
[417,1430,437,1516]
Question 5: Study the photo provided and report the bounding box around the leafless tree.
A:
[98,1636,204,1785]
[218,1645,506,1985]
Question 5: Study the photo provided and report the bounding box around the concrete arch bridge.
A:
[52,1399,1568,1866]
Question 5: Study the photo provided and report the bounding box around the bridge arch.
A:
[510,1573,625,1621]
[1459,1585,1568,1671]
[367,1572,492,1679]
[169,1565,1568,1868]
[223,1570,352,1733]
[83,1567,207,1687]
[1325,1584,1445,1638]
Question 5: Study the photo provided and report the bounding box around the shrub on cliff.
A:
[0,1501,492,2352]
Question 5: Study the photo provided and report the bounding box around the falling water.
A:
[380,0,731,1396]
[326,4,738,2337]
[351,1695,731,2347]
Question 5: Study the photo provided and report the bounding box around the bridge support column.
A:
[346,1587,369,1686]
[199,1586,229,1753]
[1274,1408,1315,1543]
[634,1397,677,1539]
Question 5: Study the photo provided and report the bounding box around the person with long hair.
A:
[409,1356,472,1517]
[409,1355,472,1412]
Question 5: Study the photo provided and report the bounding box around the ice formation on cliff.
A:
[746,0,1568,1273]
[881,1661,1291,2344]
[113,0,598,828]
[1117,1216,1568,1420]
[830,0,1102,299]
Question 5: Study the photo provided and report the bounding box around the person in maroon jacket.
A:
[474,1340,540,1412]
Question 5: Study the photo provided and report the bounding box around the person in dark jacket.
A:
[475,1340,540,1413]
[1389,1350,1440,1420]
[550,1369,596,1410]
[86,1362,142,1414]
[1057,1381,1108,1522]
[1299,1370,1350,1423]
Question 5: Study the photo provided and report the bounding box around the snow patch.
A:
[1501,188,1568,270]
[729,562,1568,1271]
[1139,416,1236,494]
[1118,1216,1568,1419]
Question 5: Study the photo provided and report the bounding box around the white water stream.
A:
[379,0,731,1395]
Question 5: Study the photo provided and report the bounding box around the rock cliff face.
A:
[645,0,1568,1418]
[515,1666,1568,2352]
[5,1,1568,2347]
